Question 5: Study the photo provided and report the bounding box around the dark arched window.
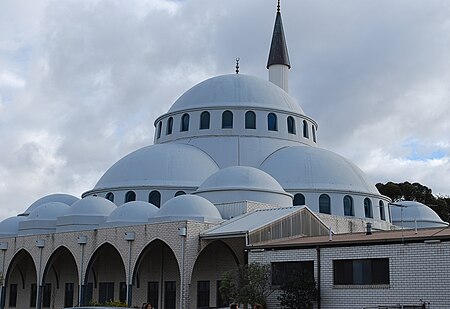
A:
[245,111,256,129]
[364,198,373,218]
[149,190,161,208]
[166,117,173,135]
[319,194,331,214]
[293,193,305,206]
[157,121,162,139]
[222,110,233,129]
[200,111,210,130]
[181,114,190,132]
[287,116,296,134]
[175,191,186,197]
[312,125,317,142]
[105,192,114,203]
[125,191,136,203]
[303,120,309,138]
[379,200,386,221]
[268,113,277,131]
[343,195,354,216]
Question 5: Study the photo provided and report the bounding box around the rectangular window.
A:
[98,282,114,304]
[271,261,314,285]
[9,283,17,307]
[197,281,210,308]
[147,281,159,309]
[86,282,94,305]
[119,282,127,303]
[164,281,176,309]
[333,258,389,285]
[43,283,52,307]
[30,283,37,307]
[64,283,74,307]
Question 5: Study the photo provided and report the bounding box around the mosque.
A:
[0,3,448,309]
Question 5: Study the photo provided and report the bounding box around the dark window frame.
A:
[181,114,190,132]
[319,194,331,214]
[197,280,210,308]
[222,110,233,129]
[268,113,278,131]
[333,258,389,285]
[43,283,51,307]
[293,193,305,206]
[364,198,373,218]
[271,261,314,286]
[379,200,386,221]
[245,111,256,129]
[64,282,74,308]
[287,116,296,134]
[303,120,309,138]
[149,190,161,208]
[200,111,210,130]
[9,283,17,307]
[125,191,136,203]
[166,117,173,135]
[343,195,354,216]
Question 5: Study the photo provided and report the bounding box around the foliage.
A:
[376,181,450,222]
[89,299,128,307]
[277,274,318,309]
[220,263,272,307]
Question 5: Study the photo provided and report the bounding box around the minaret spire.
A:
[267,0,291,92]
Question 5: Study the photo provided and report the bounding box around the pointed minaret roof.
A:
[267,1,291,69]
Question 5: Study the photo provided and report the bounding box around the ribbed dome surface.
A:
[154,195,222,222]
[104,201,159,227]
[168,74,304,115]
[95,143,219,190]
[260,146,379,194]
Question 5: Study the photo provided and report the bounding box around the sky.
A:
[0,0,449,219]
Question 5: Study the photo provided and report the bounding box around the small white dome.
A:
[56,196,117,232]
[391,201,448,229]
[94,143,219,190]
[104,201,159,227]
[168,74,305,115]
[23,194,79,215]
[154,195,222,223]
[260,146,379,195]
[0,216,27,238]
[195,166,292,206]
[19,202,70,236]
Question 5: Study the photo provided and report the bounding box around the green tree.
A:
[278,275,318,309]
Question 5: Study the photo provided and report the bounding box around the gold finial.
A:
[235,57,240,74]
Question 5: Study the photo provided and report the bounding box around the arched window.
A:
[222,110,233,129]
[157,121,162,139]
[343,195,354,216]
[312,126,317,143]
[319,194,331,214]
[303,120,309,138]
[200,111,210,130]
[125,191,136,203]
[268,113,277,131]
[181,114,190,132]
[379,200,386,221]
[293,193,305,206]
[287,116,296,134]
[149,190,161,208]
[364,198,373,218]
[166,117,173,135]
[245,111,256,129]
[105,192,114,203]
[175,191,186,197]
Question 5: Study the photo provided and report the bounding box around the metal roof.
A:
[267,10,290,69]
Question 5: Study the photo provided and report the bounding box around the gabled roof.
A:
[267,9,290,69]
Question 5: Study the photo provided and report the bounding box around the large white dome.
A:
[94,143,219,190]
[168,74,304,115]
[260,145,379,195]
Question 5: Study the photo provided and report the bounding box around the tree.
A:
[220,263,272,307]
[278,274,318,309]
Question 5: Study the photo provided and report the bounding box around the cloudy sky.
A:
[0,0,449,219]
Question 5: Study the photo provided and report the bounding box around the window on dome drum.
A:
[333,258,389,285]
[222,110,233,129]
[312,125,317,142]
[106,192,114,203]
[175,191,186,197]
[268,113,277,131]
[379,200,386,221]
[364,198,373,218]
[197,281,210,308]
[245,111,256,129]
[181,113,190,132]
[200,111,210,129]
[149,190,161,208]
[157,121,162,139]
[303,120,309,138]
[271,261,314,286]
[125,191,136,203]
[293,193,305,206]
[167,117,173,135]
[319,194,331,214]
[343,195,354,216]
[287,116,296,134]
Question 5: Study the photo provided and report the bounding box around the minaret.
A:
[267,0,291,93]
